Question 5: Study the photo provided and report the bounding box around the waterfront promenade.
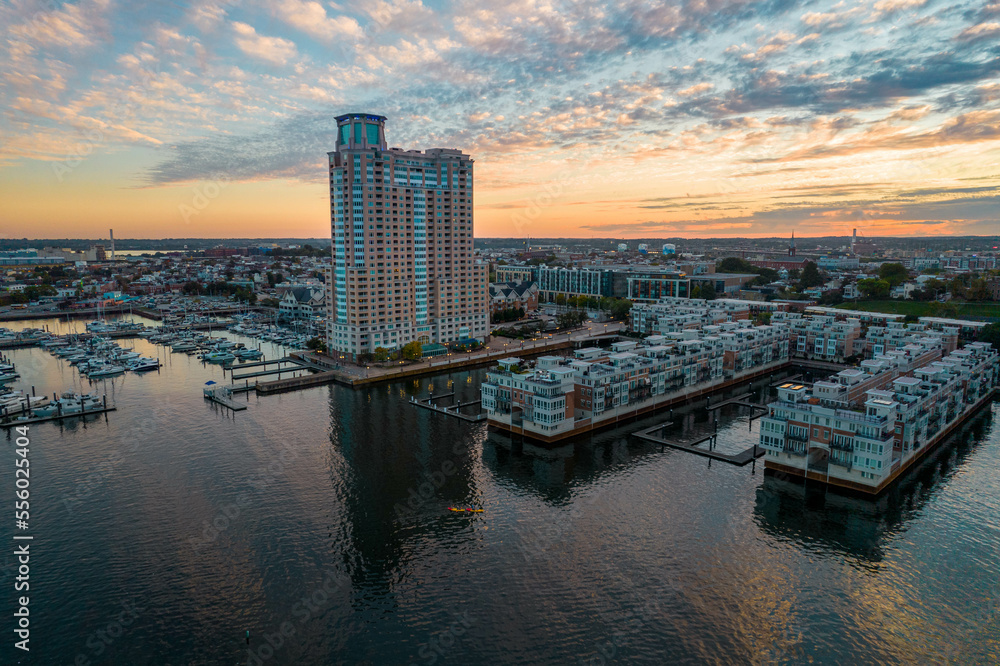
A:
[256,322,625,393]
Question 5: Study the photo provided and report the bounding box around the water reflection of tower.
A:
[326,380,480,583]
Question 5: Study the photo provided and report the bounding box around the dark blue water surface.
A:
[1,316,999,665]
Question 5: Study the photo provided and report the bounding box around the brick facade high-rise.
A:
[327,114,488,360]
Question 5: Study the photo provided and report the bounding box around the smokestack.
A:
[109,228,115,259]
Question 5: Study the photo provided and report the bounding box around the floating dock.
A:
[203,386,247,411]
[411,393,487,422]
[1,405,116,428]
[706,393,770,421]
[632,421,764,466]
[230,366,310,381]
[229,357,290,370]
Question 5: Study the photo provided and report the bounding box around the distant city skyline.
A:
[1,0,999,239]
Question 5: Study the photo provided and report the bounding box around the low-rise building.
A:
[857,321,959,357]
[770,312,861,362]
[278,286,325,320]
[759,341,998,493]
[489,281,539,313]
[482,320,789,440]
[494,265,537,283]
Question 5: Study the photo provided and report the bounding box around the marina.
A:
[410,391,488,422]
[632,420,766,465]
[1,403,116,428]
[0,313,997,664]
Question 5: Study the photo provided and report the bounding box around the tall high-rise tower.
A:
[327,113,488,360]
[788,230,796,257]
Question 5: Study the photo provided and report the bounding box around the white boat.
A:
[0,372,20,383]
[25,393,103,418]
[235,348,262,360]
[172,342,198,352]
[54,346,84,357]
[128,358,161,372]
[203,351,235,363]
[0,394,49,415]
[87,365,125,378]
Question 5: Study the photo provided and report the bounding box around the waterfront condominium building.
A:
[759,341,998,493]
[327,113,488,359]
[481,320,789,441]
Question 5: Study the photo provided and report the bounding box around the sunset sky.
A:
[1,0,999,240]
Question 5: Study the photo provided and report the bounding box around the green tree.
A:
[554,293,567,306]
[305,337,328,354]
[700,282,717,300]
[929,301,959,318]
[947,276,967,300]
[857,278,890,299]
[819,290,844,305]
[967,278,991,301]
[557,311,587,329]
[402,341,423,361]
[716,257,757,273]
[609,298,633,320]
[979,322,1000,352]
[373,347,391,362]
[799,261,824,288]
[878,263,910,288]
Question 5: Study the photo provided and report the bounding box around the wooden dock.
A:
[706,392,753,410]
[1,406,116,428]
[230,365,310,381]
[706,392,770,420]
[411,394,487,422]
[231,357,291,370]
[632,421,764,466]
[203,387,247,411]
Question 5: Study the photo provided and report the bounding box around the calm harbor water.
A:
[2,315,999,665]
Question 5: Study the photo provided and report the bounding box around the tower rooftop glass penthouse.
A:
[327,113,488,360]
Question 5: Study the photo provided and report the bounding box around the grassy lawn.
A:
[834,300,1000,320]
